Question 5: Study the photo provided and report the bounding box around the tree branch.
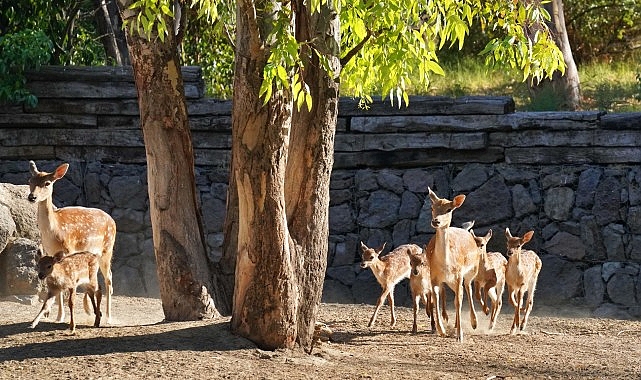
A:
[340,31,372,67]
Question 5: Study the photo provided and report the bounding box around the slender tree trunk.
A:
[228,0,340,350]
[94,0,129,65]
[117,0,219,320]
[529,0,581,110]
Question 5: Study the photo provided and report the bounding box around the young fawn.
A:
[505,228,542,334]
[359,241,413,327]
[31,251,102,332]
[427,187,480,342]
[470,229,507,330]
[408,246,447,334]
[28,161,116,323]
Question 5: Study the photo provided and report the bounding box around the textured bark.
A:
[94,0,129,65]
[117,1,219,320]
[228,0,340,350]
[530,0,581,110]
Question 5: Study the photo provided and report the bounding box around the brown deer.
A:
[408,245,447,334]
[359,241,413,327]
[470,229,507,330]
[28,161,116,323]
[31,251,102,332]
[505,228,542,334]
[427,187,480,342]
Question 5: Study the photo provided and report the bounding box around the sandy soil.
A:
[0,295,640,379]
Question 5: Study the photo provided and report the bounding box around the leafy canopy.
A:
[124,0,566,108]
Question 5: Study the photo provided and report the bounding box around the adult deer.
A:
[427,187,479,342]
[470,229,507,330]
[28,161,116,323]
[505,228,542,334]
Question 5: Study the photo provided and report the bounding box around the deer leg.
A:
[511,289,523,335]
[91,286,102,327]
[440,287,448,324]
[387,290,397,326]
[412,295,420,334]
[368,288,390,327]
[31,293,57,329]
[68,288,76,333]
[432,284,447,337]
[454,280,464,342]
[487,287,499,330]
[100,261,113,324]
[55,292,65,322]
[464,277,478,331]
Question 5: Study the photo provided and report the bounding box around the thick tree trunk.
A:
[117,1,219,320]
[228,0,340,350]
[530,0,581,110]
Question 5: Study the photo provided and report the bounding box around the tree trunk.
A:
[529,0,581,110]
[228,0,340,350]
[94,0,129,65]
[117,1,219,320]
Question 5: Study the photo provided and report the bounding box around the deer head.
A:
[28,161,69,203]
[505,228,534,257]
[427,187,466,229]
[359,241,386,269]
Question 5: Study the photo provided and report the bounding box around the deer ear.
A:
[522,230,534,244]
[428,187,439,203]
[376,242,387,254]
[35,245,44,259]
[360,241,367,251]
[505,228,512,238]
[53,251,65,262]
[486,229,493,240]
[29,160,38,176]
[53,163,69,180]
[452,194,466,208]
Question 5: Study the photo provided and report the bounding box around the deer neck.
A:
[369,259,387,281]
[37,196,59,235]
[433,226,454,261]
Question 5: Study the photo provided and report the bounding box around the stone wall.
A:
[1,66,641,319]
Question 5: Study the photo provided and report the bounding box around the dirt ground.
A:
[0,295,640,380]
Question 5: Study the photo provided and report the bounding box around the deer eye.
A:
[44,181,52,187]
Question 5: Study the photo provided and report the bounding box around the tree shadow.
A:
[0,320,256,362]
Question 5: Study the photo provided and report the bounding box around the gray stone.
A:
[377,171,404,194]
[402,169,432,193]
[0,184,39,241]
[326,265,357,286]
[330,171,353,190]
[355,170,378,192]
[512,184,537,218]
[626,235,641,261]
[0,238,41,296]
[210,183,228,200]
[626,206,641,234]
[392,219,414,247]
[330,189,352,206]
[332,237,359,267]
[583,265,605,308]
[330,203,356,234]
[398,191,421,220]
[536,255,582,305]
[114,232,140,258]
[602,262,625,282]
[357,190,400,228]
[452,164,488,193]
[627,168,641,206]
[593,177,621,225]
[592,303,633,320]
[109,175,148,210]
[111,208,144,233]
[84,172,103,204]
[541,172,577,190]
[201,194,226,233]
[602,224,626,261]
[576,168,602,208]
[607,272,637,306]
[322,278,354,304]
[114,265,146,297]
[416,199,432,234]
[544,187,574,221]
[580,216,606,261]
[52,177,82,206]
[455,175,512,226]
[0,204,16,254]
[544,231,585,260]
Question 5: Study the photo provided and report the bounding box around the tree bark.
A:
[94,0,130,65]
[117,0,219,320]
[530,0,581,110]
[228,0,340,350]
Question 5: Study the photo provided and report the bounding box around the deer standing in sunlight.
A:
[427,188,479,342]
[505,228,542,334]
[470,228,507,330]
[28,161,116,323]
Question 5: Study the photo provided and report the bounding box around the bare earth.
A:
[0,296,640,379]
